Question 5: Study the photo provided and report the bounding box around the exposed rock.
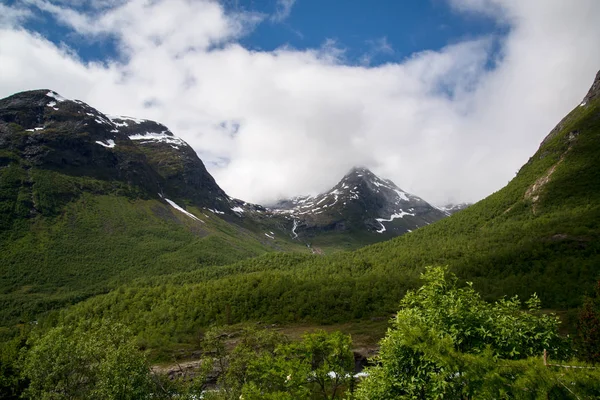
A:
[0,89,234,214]
[270,167,447,238]
[583,69,600,104]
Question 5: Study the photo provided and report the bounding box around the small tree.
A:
[22,321,155,399]
[242,330,354,399]
[199,327,354,399]
[355,266,576,399]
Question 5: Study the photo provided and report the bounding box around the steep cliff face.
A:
[0,89,233,217]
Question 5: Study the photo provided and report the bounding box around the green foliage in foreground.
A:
[22,321,155,400]
[197,327,356,400]
[356,267,600,399]
[3,269,600,399]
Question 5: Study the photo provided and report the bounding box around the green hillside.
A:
[53,74,600,352]
[0,91,310,327]
[0,181,303,326]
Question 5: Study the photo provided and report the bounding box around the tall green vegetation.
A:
[22,321,156,399]
[3,268,600,399]
[576,281,600,364]
[198,327,356,400]
[356,267,600,399]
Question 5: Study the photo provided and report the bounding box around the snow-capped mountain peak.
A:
[269,167,447,237]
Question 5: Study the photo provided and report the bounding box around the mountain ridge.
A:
[0,88,451,324]
[270,166,447,239]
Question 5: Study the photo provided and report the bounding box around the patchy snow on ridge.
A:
[394,189,410,202]
[95,139,116,148]
[164,198,204,223]
[107,115,146,125]
[231,206,244,215]
[128,132,186,148]
[26,127,44,132]
[46,91,67,102]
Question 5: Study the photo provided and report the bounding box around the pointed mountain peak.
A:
[1,89,69,109]
[339,166,402,193]
[343,166,378,180]
[346,166,371,175]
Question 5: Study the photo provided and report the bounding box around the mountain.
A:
[53,69,600,348]
[269,167,447,245]
[438,202,472,215]
[0,89,306,324]
[0,89,450,325]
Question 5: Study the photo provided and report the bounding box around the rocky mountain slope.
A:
[0,89,242,214]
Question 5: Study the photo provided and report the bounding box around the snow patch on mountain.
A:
[231,206,244,214]
[375,210,415,233]
[107,115,147,125]
[46,91,67,102]
[95,139,116,148]
[128,132,186,149]
[437,203,471,216]
[164,198,204,223]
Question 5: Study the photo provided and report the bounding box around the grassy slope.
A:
[52,96,600,352]
[0,166,309,326]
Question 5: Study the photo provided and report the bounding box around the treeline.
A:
[57,253,421,351]
[55,197,600,351]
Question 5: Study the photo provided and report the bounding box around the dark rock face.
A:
[583,69,600,104]
[270,167,447,237]
[0,89,231,211]
[109,116,230,210]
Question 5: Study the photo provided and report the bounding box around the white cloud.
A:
[0,0,599,206]
[360,37,394,66]
[0,4,33,28]
[272,0,296,23]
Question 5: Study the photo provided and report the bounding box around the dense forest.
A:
[2,268,600,399]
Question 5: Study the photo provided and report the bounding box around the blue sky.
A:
[1,0,599,205]
[237,0,503,65]
[16,0,503,66]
